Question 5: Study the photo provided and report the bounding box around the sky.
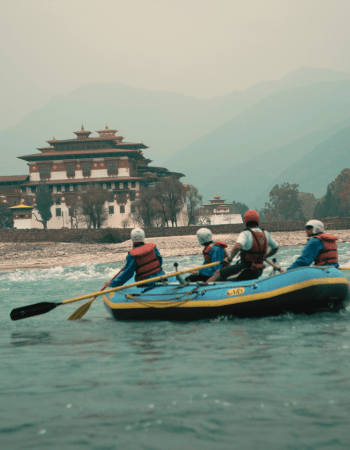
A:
[1,0,350,131]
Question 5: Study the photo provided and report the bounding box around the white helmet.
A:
[197,228,212,245]
[306,220,325,235]
[131,228,145,242]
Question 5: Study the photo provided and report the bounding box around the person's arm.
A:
[199,246,226,276]
[265,232,279,259]
[103,253,136,289]
[227,243,242,262]
[287,238,324,271]
[155,247,163,266]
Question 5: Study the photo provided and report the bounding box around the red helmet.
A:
[244,209,260,225]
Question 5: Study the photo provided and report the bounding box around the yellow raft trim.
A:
[103,277,349,310]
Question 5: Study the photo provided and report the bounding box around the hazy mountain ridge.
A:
[164,78,350,202]
[209,116,350,209]
[266,125,350,199]
[1,67,349,176]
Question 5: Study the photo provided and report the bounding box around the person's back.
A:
[286,220,338,271]
[103,228,165,289]
[186,228,228,282]
[208,210,279,282]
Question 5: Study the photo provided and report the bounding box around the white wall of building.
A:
[14,218,32,229]
[210,214,243,225]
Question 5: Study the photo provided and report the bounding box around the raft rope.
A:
[123,286,205,308]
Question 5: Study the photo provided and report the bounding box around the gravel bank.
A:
[0,230,349,272]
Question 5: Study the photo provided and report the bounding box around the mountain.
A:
[164,79,350,203]
[263,125,350,200]
[1,66,349,176]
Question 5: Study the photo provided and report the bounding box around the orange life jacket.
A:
[240,229,268,271]
[203,241,228,263]
[129,243,162,281]
[313,234,338,266]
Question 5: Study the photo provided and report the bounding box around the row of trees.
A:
[131,179,203,227]
[0,179,204,229]
[257,169,350,222]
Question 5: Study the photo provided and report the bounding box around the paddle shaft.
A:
[61,261,221,305]
[10,261,221,321]
[265,258,282,271]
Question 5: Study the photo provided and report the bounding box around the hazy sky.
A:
[1,0,350,130]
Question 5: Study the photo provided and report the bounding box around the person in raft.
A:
[206,210,279,283]
[103,228,165,289]
[185,228,229,283]
[282,220,338,272]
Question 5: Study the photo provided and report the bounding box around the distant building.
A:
[0,125,186,229]
[198,194,242,225]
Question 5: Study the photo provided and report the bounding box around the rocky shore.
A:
[0,229,349,272]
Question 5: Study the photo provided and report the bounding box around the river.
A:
[1,245,350,449]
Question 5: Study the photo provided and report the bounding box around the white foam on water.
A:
[2,243,350,286]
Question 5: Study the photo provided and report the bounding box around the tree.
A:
[185,185,202,225]
[154,178,185,226]
[80,185,108,229]
[312,169,350,218]
[233,201,249,216]
[0,203,13,228]
[65,194,83,228]
[131,187,160,228]
[34,183,53,229]
[299,192,318,220]
[262,182,304,222]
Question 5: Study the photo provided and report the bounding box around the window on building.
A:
[106,183,111,189]
[109,205,114,215]
[66,163,75,177]
[131,181,136,188]
[56,185,61,192]
[56,208,61,217]
[56,196,61,205]
[82,163,91,177]
[130,191,135,201]
[107,162,118,175]
[31,186,36,193]
[108,193,114,202]
[120,205,125,214]
[49,185,53,193]
[131,205,136,213]
[68,208,72,216]
[39,165,50,179]
[119,182,124,189]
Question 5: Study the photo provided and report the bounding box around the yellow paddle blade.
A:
[67,298,95,321]
[340,267,350,270]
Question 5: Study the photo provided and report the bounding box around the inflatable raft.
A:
[103,266,350,321]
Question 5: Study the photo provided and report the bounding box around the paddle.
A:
[66,265,125,321]
[265,258,282,272]
[10,261,221,321]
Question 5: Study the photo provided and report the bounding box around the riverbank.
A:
[1,229,350,272]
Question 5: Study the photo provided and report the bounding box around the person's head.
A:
[196,228,212,245]
[305,220,324,237]
[244,210,260,228]
[131,228,145,243]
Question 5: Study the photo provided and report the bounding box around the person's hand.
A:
[192,270,199,275]
[103,281,111,289]
[279,269,286,274]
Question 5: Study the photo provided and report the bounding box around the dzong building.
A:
[0,125,186,229]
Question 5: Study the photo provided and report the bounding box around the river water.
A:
[1,245,350,450]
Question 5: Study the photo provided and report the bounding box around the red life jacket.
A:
[203,241,228,263]
[313,234,338,266]
[240,229,268,271]
[129,243,162,281]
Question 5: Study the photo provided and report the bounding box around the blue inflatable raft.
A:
[103,266,350,321]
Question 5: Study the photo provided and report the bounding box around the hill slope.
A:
[164,79,350,201]
[1,67,349,176]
